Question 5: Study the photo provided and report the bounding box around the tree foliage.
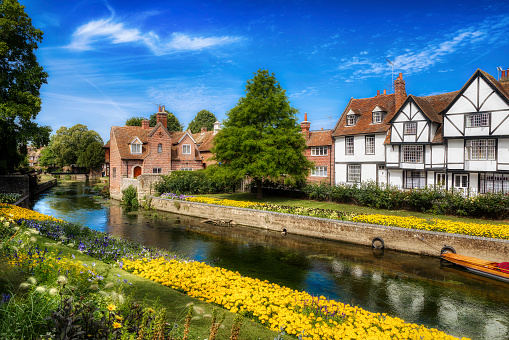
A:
[125,117,144,126]
[149,110,183,131]
[48,124,104,170]
[212,69,312,198]
[187,109,217,134]
[0,0,51,173]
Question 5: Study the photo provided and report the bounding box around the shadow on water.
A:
[31,182,509,340]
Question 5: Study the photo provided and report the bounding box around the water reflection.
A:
[32,182,509,340]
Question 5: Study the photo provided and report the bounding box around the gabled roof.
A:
[111,126,151,160]
[440,69,509,114]
[333,94,396,136]
[193,130,215,152]
[391,92,458,124]
[148,122,172,138]
[305,129,333,147]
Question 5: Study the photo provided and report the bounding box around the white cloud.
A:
[337,14,509,80]
[68,16,242,54]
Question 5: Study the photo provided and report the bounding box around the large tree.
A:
[49,124,103,170]
[125,117,145,126]
[188,109,217,133]
[212,69,312,198]
[0,0,51,174]
[149,110,183,131]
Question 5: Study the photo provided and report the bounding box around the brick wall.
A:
[172,134,205,171]
[109,131,122,198]
[0,175,30,195]
[143,126,172,174]
[305,144,334,183]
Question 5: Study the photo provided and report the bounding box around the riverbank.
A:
[148,196,509,262]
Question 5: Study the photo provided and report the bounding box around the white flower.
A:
[29,236,37,243]
[35,286,46,293]
[48,288,59,296]
[27,277,37,285]
[19,282,30,290]
[57,276,68,286]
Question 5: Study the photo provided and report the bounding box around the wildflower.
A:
[104,283,114,289]
[19,282,30,290]
[35,286,46,293]
[27,277,37,285]
[107,304,117,311]
[112,322,122,329]
[48,288,59,296]
[57,276,68,286]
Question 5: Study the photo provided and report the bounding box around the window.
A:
[153,168,162,174]
[404,122,417,135]
[311,146,328,156]
[157,143,162,153]
[182,144,191,154]
[345,136,354,155]
[131,142,142,154]
[347,164,361,182]
[365,135,375,154]
[454,174,468,189]
[346,114,357,126]
[436,173,447,187]
[402,145,423,163]
[405,171,426,189]
[372,111,383,124]
[480,173,509,194]
[311,166,327,177]
[465,139,495,160]
[180,167,193,171]
[112,167,116,179]
[466,113,489,128]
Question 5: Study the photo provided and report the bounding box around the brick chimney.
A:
[301,112,311,139]
[500,68,509,85]
[394,73,407,110]
[201,127,207,133]
[156,105,167,129]
[142,119,150,130]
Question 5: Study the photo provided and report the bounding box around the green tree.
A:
[49,124,103,170]
[38,147,57,169]
[212,69,312,198]
[0,0,50,174]
[77,140,105,169]
[125,117,145,126]
[149,110,183,131]
[187,109,217,133]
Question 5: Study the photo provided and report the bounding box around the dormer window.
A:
[466,112,489,128]
[372,111,383,124]
[347,114,357,126]
[182,144,191,154]
[131,138,142,154]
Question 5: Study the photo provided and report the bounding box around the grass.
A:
[22,237,285,340]
[201,192,509,226]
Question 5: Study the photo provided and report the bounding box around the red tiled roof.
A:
[305,129,333,147]
[480,69,509,101]
[411,91,459,123]
[333,94,396,136]
[111,126,151,160]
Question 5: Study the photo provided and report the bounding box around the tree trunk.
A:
[255,178,263,199]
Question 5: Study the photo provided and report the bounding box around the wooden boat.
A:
[441,252,509,283]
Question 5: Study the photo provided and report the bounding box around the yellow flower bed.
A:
[186,196,265,209]
[352,214,509,240]
[122,257,467,340]
[0,203,62,223]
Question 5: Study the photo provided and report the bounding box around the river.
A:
[31,181,509,340]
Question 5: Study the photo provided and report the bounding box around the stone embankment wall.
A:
[111,174,164,201]
[149,196,509,262]
[0,175,30,195]
[33,179,57,195]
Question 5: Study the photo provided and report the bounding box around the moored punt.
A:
[441,252,509,283]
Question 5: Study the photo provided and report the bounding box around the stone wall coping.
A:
[149,196,509,246]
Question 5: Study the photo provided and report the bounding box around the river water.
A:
[31,181,509,340]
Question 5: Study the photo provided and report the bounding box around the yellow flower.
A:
[107,304,116,311]
[112,322,122,329]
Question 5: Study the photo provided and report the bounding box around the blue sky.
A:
[22,0,509,142]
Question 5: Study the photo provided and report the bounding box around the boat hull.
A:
[441,253,509,284]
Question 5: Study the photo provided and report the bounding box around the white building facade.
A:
[333,69,509,193]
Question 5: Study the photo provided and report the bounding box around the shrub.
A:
[121,185,138,208]
[154,170,236,195]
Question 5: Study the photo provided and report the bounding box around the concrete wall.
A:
[148,196,509,262]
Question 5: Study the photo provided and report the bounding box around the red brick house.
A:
[301,113,334,183]
[107,106,217,199]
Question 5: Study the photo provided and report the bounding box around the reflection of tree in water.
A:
[207,239,311,290]
[45,182,103,213]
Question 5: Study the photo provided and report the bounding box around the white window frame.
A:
[180,167,193,171]
[345,136,354,155]
[311,166,327,177]
[347,164,361,182]
[131,142,142,154]
[311,146,328,156]
[365,135,375,155]
[401,145,423,163]
[465,139,495,160]
[454,174,468,189]
[153,167,162,174]
[182,144,191,154]
[466,113,489,128]
[346,114,357,126]
[404,122,417,135]
[157,143,162,153]
[405,171,426,189]
[372,111,383,124]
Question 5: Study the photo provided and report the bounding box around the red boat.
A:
[441,250,509,283]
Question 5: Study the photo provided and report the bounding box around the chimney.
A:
[301,112,311,139]
[383,89,387,95]
[201,127,207,133]
[377,90,380,96]
[501,68,509,85]
[156,106,167,129]
[394,73,407,110]
[213,121,221,135]
[142,119,150,130]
